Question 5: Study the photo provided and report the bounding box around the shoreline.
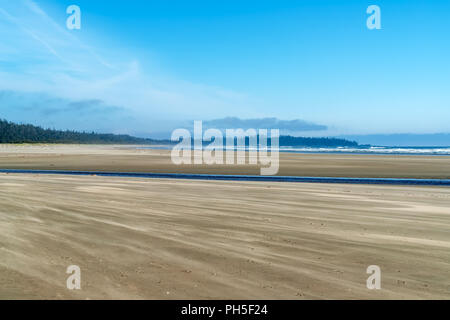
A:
[137,145,450,156]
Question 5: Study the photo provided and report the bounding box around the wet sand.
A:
[1,173,449,299]
[0,144,450,179]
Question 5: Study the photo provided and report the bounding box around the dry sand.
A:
[1,144,450,178]
[1,173,449,299]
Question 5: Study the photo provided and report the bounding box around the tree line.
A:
[0,119,360,147]
[0,119,158,144]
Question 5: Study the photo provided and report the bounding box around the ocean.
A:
[139,145,450,155]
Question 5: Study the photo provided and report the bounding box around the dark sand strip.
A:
[1,169,450,186]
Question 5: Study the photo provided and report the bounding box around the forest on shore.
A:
[0,119,360,147]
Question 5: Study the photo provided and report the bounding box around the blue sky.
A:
[0,0,449,137]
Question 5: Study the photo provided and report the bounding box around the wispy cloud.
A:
[0,6,65,62]
[23,0,115,69]
[0,0,258,134]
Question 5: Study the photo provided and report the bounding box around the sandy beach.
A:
[0,145,449,299]
[0,144,450,179]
